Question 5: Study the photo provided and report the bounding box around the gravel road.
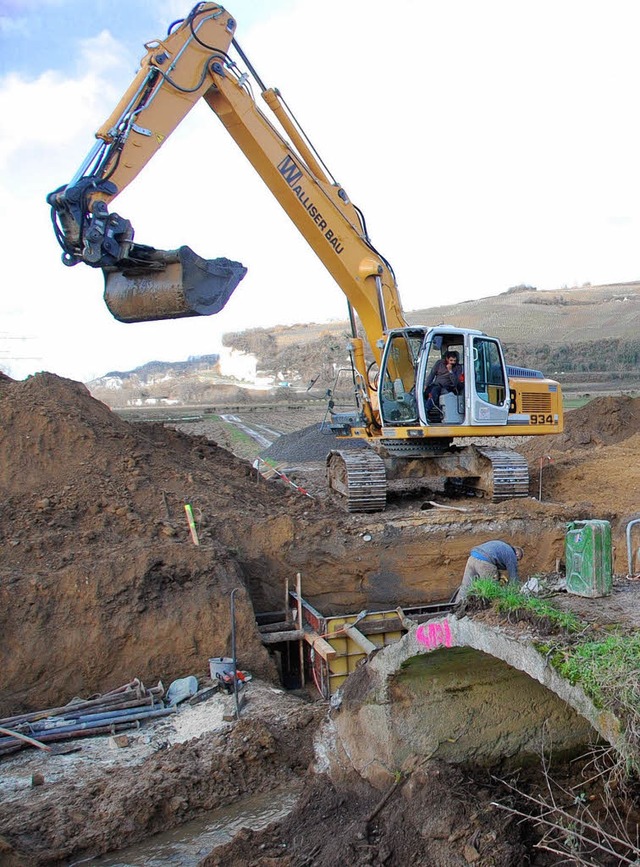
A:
[174,408,366,465]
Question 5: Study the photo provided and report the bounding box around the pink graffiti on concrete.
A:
[416,620,453,650]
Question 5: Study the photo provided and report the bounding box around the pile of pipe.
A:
[0,678,174,756]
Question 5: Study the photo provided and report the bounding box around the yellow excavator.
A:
[47,3,563,512]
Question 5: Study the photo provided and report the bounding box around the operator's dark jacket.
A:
[425,360,463,394]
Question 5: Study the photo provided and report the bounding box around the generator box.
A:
[565,519,612,598]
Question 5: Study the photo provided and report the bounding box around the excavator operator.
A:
[425,351,463,417]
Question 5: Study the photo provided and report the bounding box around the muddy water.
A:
[75,787,300,866]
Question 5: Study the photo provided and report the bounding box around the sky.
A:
[2,0,640,382]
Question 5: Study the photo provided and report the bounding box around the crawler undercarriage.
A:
[326,442,529,512]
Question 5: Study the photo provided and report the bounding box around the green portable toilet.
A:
[565,520,612,597]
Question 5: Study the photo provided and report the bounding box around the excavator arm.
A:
[47,6,250,322]
[47,3,404,379]
[201,69,407,357]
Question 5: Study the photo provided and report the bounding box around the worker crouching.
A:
[455,540,524,603]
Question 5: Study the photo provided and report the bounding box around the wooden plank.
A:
[354,617,403,636]
[396,606,418,631]
[0,726,51,752]
[325,615,421,638]
[259,620,295,633]
[343,624,377,654]
[303,629,337,660]
[260,629,305,644]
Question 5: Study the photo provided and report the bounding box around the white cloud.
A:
[0,31,134,172]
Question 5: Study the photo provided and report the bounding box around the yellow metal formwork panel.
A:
[324,610,405,695]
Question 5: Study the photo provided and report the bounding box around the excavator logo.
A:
[278,154,303,186]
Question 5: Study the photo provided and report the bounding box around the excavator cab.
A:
[421,335,465,424]
[469,336,510,423]
[418,328,510,428]
[378,327,513,431]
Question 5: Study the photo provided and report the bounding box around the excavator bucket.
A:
[103,246,247,323]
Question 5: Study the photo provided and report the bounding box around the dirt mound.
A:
[519,395,640,521]
[523,394,640,460]
[202,762,527,867]
[0,373,334,715]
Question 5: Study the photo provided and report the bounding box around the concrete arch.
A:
[319,615,623,788]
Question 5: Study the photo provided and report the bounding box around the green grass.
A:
[468,579,583,633]
[553,631,640,710]
[224,427,254,445]
[552,630,640,771]
[197,415,263,460]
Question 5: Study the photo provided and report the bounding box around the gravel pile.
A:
[260,423,368,463]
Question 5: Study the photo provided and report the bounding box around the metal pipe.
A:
[0,722,140,753]
[538,455,552,502]
[27,704,164,731]
[375,275,388,334]
[296,572,305,688]
[230,587,240,720]
[0,707,176,748]
[626,518,640,576]
[1,697,157,731]
[0,685,158,728]
[102,677,143,696]
[68,140,104,186]
[347,300,358,340]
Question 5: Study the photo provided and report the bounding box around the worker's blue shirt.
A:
[470,541,519,580]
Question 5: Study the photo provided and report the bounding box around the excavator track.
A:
[476,447,530,501]
[326,450,387,512]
